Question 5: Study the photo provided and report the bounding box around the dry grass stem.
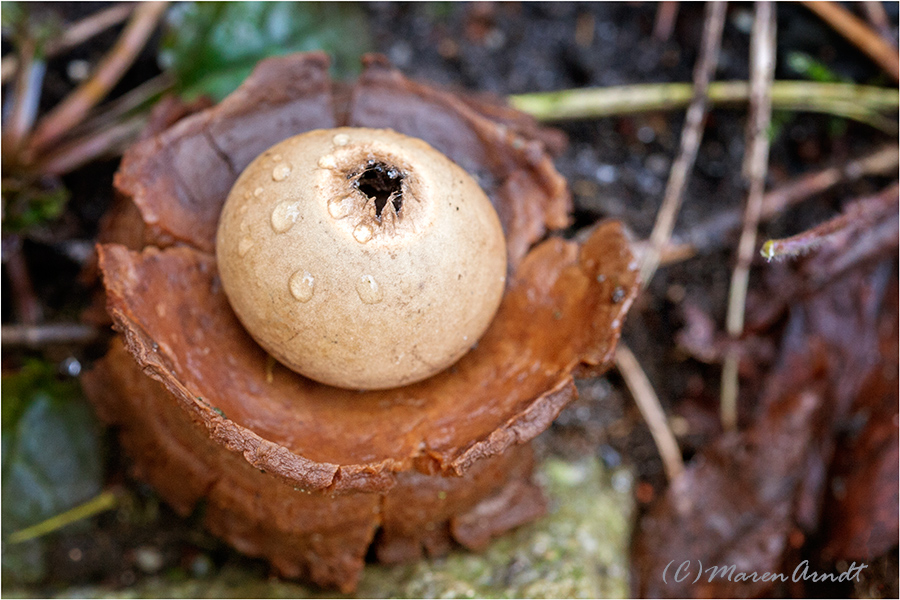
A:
[861,1,893,42]
[69,72,174,140]
[2,39,45,159]
[3,243,44,325]
[8,491,118,544]
[50,4,135,55]
[815,210,898,284]
[615,344,685,483]
[1,323,101,348]
[640,1,726,287]
[39,115,147,175]
[802,1,899,82]
[28,1,168,153]
[510,81,898,132]
[660,144,900,263]
[1,4,134,85]
[653,2,680,42]
[761,183,899,261]
[722,1,776,432]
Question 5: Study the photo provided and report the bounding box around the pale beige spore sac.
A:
[216,127,507,390]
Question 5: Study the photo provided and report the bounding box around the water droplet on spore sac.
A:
[356,274,383,304]
[328,195,355,219]
[317,154,337,169]
[353,223,373,243]
[289,270,315,302]
[272,163,292,181]
[271,201,299,233]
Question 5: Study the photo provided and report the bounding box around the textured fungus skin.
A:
[83,340,544,592]
[84,52,640,590]
[216,128,507,389]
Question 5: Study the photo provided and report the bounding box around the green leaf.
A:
[0,182,70,233]
[0,2,26,31]
[1,362,103,584]
[1,2,63,57]
[159,1,372,101]
[786,51,848,84]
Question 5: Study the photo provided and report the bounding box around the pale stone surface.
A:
[30,456,632,599]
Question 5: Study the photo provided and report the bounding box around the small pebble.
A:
[637,126,656,144]
[190,554,214,578]
[134,546,164,574]
[61,356,82,377]
[594,164,618,184]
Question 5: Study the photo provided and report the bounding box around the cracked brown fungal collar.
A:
[85,52,639,590]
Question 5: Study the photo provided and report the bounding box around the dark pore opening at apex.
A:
[354,160,404,220]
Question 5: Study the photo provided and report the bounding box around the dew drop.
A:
[272,163,292,182]
[328,195,355,219]
[332,133,350,146]
[356,274,383,304]
[238,236,254,257]
[272,153,283,162]
[353,223,373,243]
[253,187,264,197]
[317,154,337,169]
[289,270,315,302]
[270,201,299,233]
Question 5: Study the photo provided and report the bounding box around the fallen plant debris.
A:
[760,183,899,262]
[633,249,898,598]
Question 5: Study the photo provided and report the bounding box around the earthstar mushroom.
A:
[216,127,507,389]
[83,52,641,592]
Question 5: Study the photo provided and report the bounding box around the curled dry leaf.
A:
[632,255,897,598]
[820,270,898,561]
[82,52,640,591]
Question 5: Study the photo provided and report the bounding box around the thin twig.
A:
[8,490,118,544]
[802,1,900,82]
[761,183,899,261]
[1,323,102,348]
[860,2,893,43]
[615,344,685,483]
[2,56,17,85]
[641,1,726,286]
[2,237,43,326]
[812,206,898,286]
[50,4,135,55]
[37,114,147,175]
[28,1,168,153]
[2,38,45,161]
[508,81,899,133]
[722,1,777,432]
[66,72,174,141]
[1,4,134,85]
[663,144,900,261]
[653,2,680,42]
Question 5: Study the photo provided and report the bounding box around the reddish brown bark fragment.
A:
[94,219,637,492]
